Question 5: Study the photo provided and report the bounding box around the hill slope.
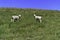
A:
[0,8,60,40]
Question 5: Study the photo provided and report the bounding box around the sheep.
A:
[11,15,21,22]
[34,14,42,23]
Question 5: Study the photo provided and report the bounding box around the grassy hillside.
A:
[0,8,60,40]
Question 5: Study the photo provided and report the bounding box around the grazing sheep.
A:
[34,14,42,23]
[11,15,21,22]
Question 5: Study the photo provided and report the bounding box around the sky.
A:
[0,0,60,10]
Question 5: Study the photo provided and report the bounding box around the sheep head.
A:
[18,15,21,17]
[34,14,36,16]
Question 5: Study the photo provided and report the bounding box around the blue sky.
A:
[0,0,60,10]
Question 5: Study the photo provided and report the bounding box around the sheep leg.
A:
[11,19,14,22]
[40,19,42,23]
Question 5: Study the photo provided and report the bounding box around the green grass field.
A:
[0,8,60,40]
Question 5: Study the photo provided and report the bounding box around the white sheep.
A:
[11,15,21,22]
[34,14,42,23]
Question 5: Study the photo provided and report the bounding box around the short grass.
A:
[0,8,60,40]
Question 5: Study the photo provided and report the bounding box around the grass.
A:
[0,8,60,40]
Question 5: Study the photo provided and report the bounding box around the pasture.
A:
[0,8,60,40]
